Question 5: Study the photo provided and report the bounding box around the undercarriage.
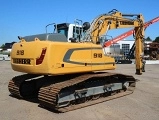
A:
[8,72,136,112]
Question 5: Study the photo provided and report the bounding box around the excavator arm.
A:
[84,9,145,75]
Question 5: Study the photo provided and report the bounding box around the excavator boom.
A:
[84,9,144,43]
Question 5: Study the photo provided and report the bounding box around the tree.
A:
[145,36,152,41]
[153,36,159,43]
[0,44,5,48]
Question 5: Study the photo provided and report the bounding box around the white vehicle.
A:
[0,54,10,61]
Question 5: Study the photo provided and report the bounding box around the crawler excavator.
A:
[8,9,145,112]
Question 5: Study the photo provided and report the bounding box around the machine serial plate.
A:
[13,58,31,64]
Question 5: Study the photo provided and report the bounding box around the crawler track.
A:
[38,72,136,112]
[8,72,136,112]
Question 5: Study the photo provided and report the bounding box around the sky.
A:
[0,0,159,46]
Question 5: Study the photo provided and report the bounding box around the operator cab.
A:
[56,21,90,42]
[56,23,83,42]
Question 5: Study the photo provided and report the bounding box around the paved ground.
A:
[0,61,159,120]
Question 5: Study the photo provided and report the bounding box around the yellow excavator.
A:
[8,9,144,112]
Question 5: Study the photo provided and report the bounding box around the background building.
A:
[117,40,152,55]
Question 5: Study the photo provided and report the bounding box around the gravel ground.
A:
[0,61,159,120]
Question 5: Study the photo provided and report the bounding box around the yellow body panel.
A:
[11,40,115,75]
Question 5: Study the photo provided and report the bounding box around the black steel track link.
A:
[8,74,40,98]
[38,72,136,112]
